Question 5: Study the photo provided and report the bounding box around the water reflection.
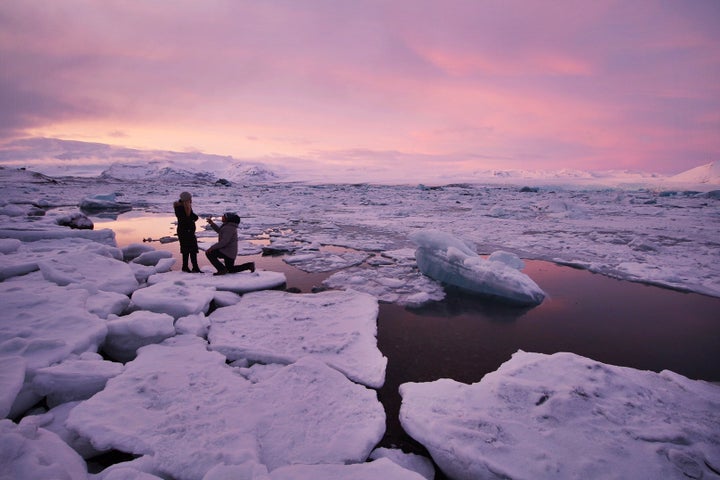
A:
[93,212,177,247]
[410,287,534,322]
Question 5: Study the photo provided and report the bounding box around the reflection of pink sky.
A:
[94,215,177,248]
[1,1,718,176]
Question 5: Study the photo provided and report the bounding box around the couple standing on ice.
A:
[173,191,255,276]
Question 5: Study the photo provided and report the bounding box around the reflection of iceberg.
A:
[410,230,546,306]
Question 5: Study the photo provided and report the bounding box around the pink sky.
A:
[1,0,719,177]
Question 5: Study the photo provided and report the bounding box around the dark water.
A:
[97,214,720,456]
[375,262,720,451]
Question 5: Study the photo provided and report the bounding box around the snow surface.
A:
[1,165,719,479]
[207,289,387,388]
[400,350,720,480]
[67,337,386,479]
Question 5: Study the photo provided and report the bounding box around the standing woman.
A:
[173,191,201,272]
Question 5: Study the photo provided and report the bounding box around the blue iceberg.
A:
[410,230,546,306]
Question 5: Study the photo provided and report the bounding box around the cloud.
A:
[0,0,718,174]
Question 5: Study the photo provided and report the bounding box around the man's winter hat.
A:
[224,212,240,224]
[179,191,192,201]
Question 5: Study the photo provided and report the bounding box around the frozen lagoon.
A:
[1,167,719,479]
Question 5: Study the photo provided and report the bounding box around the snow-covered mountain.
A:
[100,160,280,184]
[0,137,717,188]
[100,162,216,182]
[669,161,720,185]
[220,163,279,183]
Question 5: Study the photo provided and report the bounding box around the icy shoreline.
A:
[1,167,719,479]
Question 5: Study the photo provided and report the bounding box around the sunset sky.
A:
[1,0,719,178]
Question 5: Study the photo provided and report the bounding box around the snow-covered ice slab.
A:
[147,270,286,294]
[130,281,215,319]
[323,264,445,306]
[283,247,370,273]
[20,401,105,459]
[410,229,546,306]
[0,236,124,283]
[208,290,387,388]
[0,419,88,480]
[31,353,124,407]
[209,457,427,479]
[399,351,720,480]
[0,356,25,418]
[103,311,176,362]
[38,251,139,295]
[0,226,116,245]
[0,279,107,417]
[67,336,386,480]
[369,448,436,480]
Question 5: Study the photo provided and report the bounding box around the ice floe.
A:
[323,264,445,306]
[129,281,215,319]
[67,337,386,479]
[208,289,387,388]
[146,270,287,294]
[103,311,176,362]
[0,418,88,480]
[400,350,720,480]
[30,353,123,407]
[283,245,370,272]
[0,279,107,417]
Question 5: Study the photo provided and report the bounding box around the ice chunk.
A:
[102,467,165,480]
[537,198,588,218]
[409,229,477,257]
[369,448,436,480]
[487,250,524,270]
[67,338,386,479]
[0,226,116,244]
[37,251,139,295]
[128,257,176,284]
[399,351,720,480]
[266,457,428,479]
[147,270,286,294]
[323,265,445,307]
[208,289,387,388]
[80,193,132,213]
[103,311,176,362]
[0,280,107,417]
[130,280,215,319]
[410,230,545,306]
[131,249,173,266]
[283,248,370,273]
[0,356,25,418]
[0,203,26,216]
[87,291,131,318]
[20,401,105,459]
[122,242,155,261]
[175,312,210,337]
[0,419,88,480]
[212,290,242,307]
[31,354,124,406]
[0,238,21,254]
[56,212,94,229]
